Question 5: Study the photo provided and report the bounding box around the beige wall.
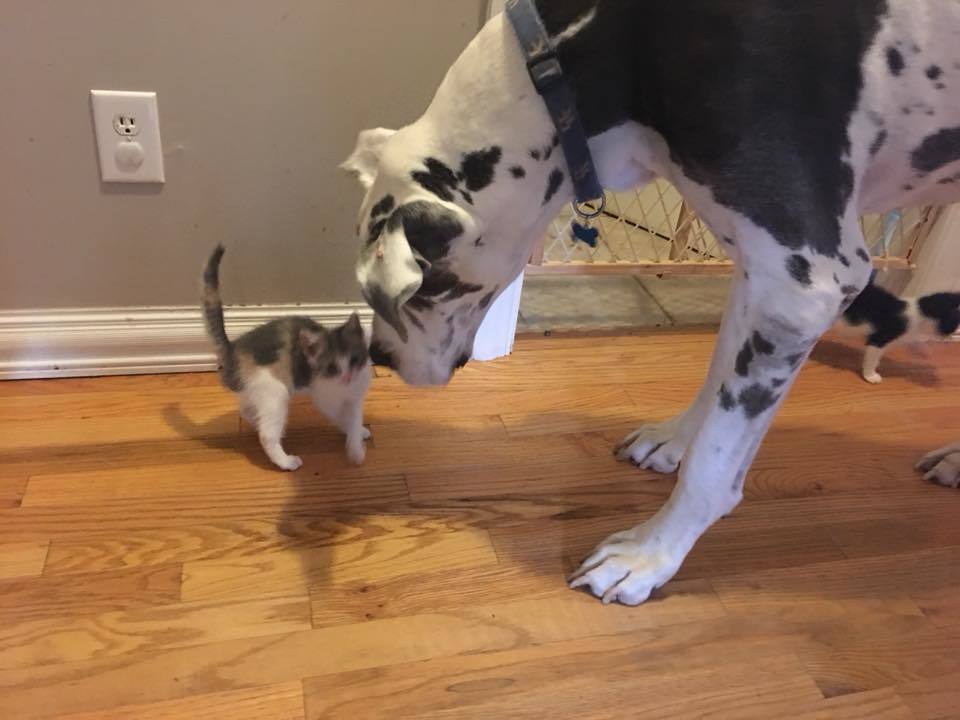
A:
[0,0,484,309]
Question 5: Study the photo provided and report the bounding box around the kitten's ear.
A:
[340,128,397,190]
[345,312,363,334]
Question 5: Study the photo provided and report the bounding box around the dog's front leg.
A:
[571,225,872,604]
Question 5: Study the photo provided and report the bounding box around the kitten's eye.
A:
[325,362,339,377]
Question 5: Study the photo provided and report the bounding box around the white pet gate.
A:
[528,180,942,275]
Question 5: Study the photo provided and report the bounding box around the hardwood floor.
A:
[1,329,958,719]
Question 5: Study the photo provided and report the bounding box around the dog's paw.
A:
[568,528,683,606]
[863,371,883,384]
[275,455,303,472]
[916,444,960,489]
[615,417,687,473]
[361,426,372,441]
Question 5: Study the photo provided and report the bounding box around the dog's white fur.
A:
[346,6,960,604]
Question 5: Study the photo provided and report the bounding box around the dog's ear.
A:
[340,128,397,190]
[356,220,422,343]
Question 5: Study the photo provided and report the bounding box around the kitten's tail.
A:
[918,292,960,337]
[202,245,241,391]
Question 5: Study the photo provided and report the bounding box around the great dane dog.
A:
[343,1,960,605]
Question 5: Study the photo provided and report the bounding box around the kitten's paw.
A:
[274,455,303,472]
[347,441,366,466]
[863,372,883,385]
[916,444,960,489]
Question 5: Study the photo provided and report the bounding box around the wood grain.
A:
[0,541,48,580]
[51,682,306,720]
[0,330,957,719]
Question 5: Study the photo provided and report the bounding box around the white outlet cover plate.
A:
[90,90,165,183]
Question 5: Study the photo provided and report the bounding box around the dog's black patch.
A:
[718,383,737,411]
[543,168,565,205]
[510,165,526,178]
[833,273,840,285]
[530,149,541,161]
[838,253,850,267]
[752,331,775,356]
[552,132,560,148]
[460,147,502,192]
[912,127,960,174]
[454,353,471,370]
[869,129,887,157]
[722,236,735,246]
[367,218,387,245]
[935,82,947,91]
[474,236,485,247]
[787,255,812,286]
[856,248,871,263]
[388,200,464,264]
[538,0,887,258]
[786,353,804,367]
[887,46,905,76]
[543,144,553,161]
[412,158,459,202]
[738,384,778,419]
[840,285,860,296]
[418,269,482,301]
[403,307,426,333]
[370,194,395,219]
[918,292,960,336]
[842,282,909,347]
[735,340,754,377]
[478,288,498,310]
[459,190,474,206]
[406,295,435,312]
[771,377,787,388]
[927,65,943,80]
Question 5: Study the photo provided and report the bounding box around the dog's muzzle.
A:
[368,340,396,369]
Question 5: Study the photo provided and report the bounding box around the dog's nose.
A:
[369,340,395,369]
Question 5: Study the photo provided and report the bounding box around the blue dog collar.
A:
[505,0,605,219]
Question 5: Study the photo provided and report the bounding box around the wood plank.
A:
[52,682,305,720]
[0,564,181,624]
[0,477,27,508]
[711,548,960,624]
[0,474,410,544]
[43,510,497,576]
[794,613,960,698]
[0,541,48,580]
[180,529,499,602]
[0,596,741,720]
[304,653,819,719]
[0,595,311,671]
[897,670,960,720]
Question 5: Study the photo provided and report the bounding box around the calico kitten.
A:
[203,245,371,470]
[841,280,960,384]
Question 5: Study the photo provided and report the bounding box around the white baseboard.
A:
[0,304,372,380]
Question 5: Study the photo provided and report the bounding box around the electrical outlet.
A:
[90,90,165,183]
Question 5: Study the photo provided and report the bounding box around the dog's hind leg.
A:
[571,211,873,605]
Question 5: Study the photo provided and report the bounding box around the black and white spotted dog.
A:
[343,1,960,605]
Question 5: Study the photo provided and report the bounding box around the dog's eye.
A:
[325,363,339,377]
[350,355,364,368]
